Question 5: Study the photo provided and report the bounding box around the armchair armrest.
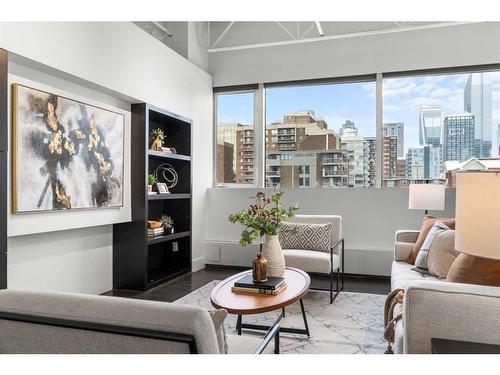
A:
[403,280,500,353]
[394,230,419,261]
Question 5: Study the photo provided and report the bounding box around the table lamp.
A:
[447,171,500,285]
[408,183,445,215]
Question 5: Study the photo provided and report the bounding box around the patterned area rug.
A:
[174,281,387,354]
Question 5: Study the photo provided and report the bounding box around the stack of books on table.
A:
[148,227,164,237]
[231,275,287,296]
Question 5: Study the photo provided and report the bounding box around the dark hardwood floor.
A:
[104,266,390,302]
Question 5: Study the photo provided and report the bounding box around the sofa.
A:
[391,230,500,354]
[0,290,276,354]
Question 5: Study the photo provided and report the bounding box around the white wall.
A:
[205,188,456,276]
[209,22,500,86]
[0,22,213,294]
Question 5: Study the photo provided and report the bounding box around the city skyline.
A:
[217,72,500,157]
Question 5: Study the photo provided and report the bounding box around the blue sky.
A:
[218,73,500,156]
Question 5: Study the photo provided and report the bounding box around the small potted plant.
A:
[228,189,299,277]
[147,174,156,194]
[161,214,174,235]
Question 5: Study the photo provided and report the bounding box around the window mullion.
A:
[376,73,383,188]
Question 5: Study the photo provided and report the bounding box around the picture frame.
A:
[155,182,170,194]
[11,83,125,213]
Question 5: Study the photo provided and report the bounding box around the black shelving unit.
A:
[113,103,192,290]
[0,49,8,290]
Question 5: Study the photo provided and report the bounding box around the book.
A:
[234,275,286,291]
[148,228,164,236]
[231,284,287,296]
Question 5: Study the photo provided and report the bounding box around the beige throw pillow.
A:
[209,309,228,354]
[427,229,458,279]
[279,222,333,253]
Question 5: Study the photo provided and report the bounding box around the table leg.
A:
[274,328,280,354]
[299,298,310,337]
[236,314,242,335]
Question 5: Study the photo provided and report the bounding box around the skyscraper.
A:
[383,122,404,158]
[339,120,358,137]
[419,105,443,147]
[341,133,367,187]
[464,73,492,158]
[443,114,475,162]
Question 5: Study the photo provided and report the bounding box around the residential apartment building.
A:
[383,122,404,158]
[341,134,367,187]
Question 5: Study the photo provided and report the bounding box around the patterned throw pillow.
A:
[413,221,450,272]
[279,222,333,253]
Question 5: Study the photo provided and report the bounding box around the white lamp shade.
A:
[455,172,500,260]
[408,183,445,211]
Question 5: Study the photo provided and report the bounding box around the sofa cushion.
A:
[427,229,458,279]
[406,215,455,264]
[414,221,450,271]
[391,261,440,291]
[280,222,333,253]
[283,249,339,274]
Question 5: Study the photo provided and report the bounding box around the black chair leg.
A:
[329,270,333,304]
[282,307,285,317]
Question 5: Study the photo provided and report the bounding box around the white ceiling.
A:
[205,21,449,50]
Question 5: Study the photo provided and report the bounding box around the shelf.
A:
[147,231,191,245]
[148,193,191,200]
[148,150,191,161]
[146,266,191,289]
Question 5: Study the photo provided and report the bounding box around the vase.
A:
[261,235,285,277]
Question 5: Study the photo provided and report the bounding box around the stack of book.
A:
[231,275,287,296]
[148,227,164,237]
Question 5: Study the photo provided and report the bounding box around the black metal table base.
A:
[236,298,310,350]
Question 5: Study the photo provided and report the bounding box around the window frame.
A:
[213,86,259,188]
[213,63,500,189]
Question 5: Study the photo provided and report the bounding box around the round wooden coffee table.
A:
[211,267,311,353]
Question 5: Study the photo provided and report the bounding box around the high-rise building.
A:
[429,147,443,180]
[341,134,367,187]
[217,123,254,184]
[264,111,347,188]
[339,120,358,137]
[443,114,475,162]
[364,136,376,187]
[383,136,398,180]
[216,142,235,183]
[396,159,407,179]
[419,105,443,147]
[383,122,405,158]
[464,73,492,158]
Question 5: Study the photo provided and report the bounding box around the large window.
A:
[383,71,500,187]
[215,91,255,185]
[265,81,376,188]
[214,67,500,188]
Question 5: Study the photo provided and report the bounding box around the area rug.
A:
[174,281,387,354]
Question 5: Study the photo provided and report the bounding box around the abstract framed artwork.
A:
[12,83,125,213]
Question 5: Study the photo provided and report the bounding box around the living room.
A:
[1,0,500,372]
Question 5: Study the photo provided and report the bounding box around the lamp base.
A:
[447,253,500,287]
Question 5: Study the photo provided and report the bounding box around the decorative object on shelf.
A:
[147,174,156,194]
[169,147,177,154]
[160,214,174,235]
[155,182,169,194]
[148,226,164,237]
[252,252,268,283]
[149,128,165,151]
[147,220,162,229]
[153,163,178,191]
[11,83,124,213]
[228,189,300,277]
[161,147,171,153]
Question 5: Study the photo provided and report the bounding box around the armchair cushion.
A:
[279,222,333,253]
[283,249,339,274]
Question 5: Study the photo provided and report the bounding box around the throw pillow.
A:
[209,309,228,354]
[427,229,458,279]
[447,253,500,287]
[414,221,450,271]
[406,215,456,264]
[279,222,333,253]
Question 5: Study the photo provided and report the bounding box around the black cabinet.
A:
[113,104,192,290]
[0,49,7,289]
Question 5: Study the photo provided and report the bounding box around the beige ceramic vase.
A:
[261,235,285,277]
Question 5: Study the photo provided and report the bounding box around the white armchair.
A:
[281,215,344,303]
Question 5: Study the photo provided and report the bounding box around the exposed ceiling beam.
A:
[152,22,173,39]
[315,21,324,37]
[302,23,315,38]
[208,22,477,53]
[275,22,296,40]
[211,21,235,48]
